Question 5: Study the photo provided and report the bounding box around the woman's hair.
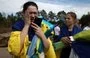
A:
[67,12,77,19]
[23,1,38,13]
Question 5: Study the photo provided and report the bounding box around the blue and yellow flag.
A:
[41,19,54,38]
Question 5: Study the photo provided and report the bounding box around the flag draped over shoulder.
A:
[27,19,54,58]
[54,30,90,58]
[41,19,54,38]
[12,18,54,58]
[72,30,90,58]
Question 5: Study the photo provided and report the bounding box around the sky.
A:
[0,0,90,19]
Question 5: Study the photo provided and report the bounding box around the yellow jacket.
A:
[8,31,56,58]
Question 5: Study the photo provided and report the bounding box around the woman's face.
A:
[65,14,75,26]
[24,5,38,22]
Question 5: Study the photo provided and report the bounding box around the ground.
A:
[0,48,12,58]
[0,27,12,58]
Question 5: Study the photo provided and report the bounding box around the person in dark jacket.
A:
[58,12,82,58]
